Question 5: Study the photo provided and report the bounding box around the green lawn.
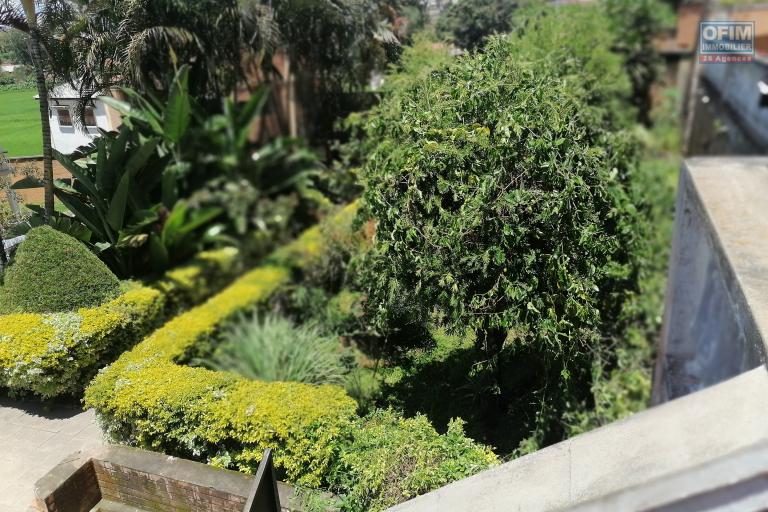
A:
[0,88,42,157]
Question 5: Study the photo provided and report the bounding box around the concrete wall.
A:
[653,158,767,402]
[48,99,114,155]
[388,367,768,512]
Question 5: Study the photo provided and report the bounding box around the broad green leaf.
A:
[106,171,131,231]
[163,66,191,144]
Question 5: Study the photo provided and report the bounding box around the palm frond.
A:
[0,0,28,32]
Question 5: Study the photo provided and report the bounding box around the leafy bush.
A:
[0,246,246,398]
[86,212,355,485]
[86,209,495,505]
[327,409,498,512]
[198,314,349,386]
[0,286,164,397]
[360,30,642,355]
[0,226,121,313]
[15,67,321,278]
[602,0,674,125]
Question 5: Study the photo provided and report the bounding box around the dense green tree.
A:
[240,0,401,142]
[602,0,674,125]
[40,0,249,114]
[0,29,32,65]
[358,5,644,446]
[436,0,517,51]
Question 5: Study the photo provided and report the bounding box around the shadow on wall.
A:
[8,158,71,205]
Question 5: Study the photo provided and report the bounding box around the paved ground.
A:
[0,397,104,511]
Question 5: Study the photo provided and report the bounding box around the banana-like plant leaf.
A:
[102,127,131,191]
[25,204,46,216]
[148,233,170,273]
[161,168,179,208]
[124,138,160,177]
[116,232,149,248]
[54,190,108,242]
[106,171,131,231]
[53,149,104,210]
[53,179,79,195]
[163,66,191,144]
[236,86,269,134]
[49,216,92,243]
[123,209,160,235]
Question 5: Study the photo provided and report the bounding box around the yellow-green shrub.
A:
[86,225,360,485]
[0,286,164,397]
[0,246,246,398]
[154,246,245,314]
[85,204,496,503]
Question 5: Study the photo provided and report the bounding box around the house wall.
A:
[8,157,70,205]
[677,3,704,51]
[49,99,114,155]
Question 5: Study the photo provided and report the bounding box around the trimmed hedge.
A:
[86,212,359,486]
[0,246,245,398]
[0,226,121,314]
[85,204,497,502]
[0,286,164,397]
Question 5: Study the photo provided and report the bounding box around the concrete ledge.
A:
[568,441,768,511]
[654,157,768,401]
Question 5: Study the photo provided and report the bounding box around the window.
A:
[53,106,97,127]
[84,106,97,127]
[57,107,73,127]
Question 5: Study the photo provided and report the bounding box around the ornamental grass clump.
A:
[0,225,121,313]
[197,314,349,386]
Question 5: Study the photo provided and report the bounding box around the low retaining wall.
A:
[33,445,301,512]
[5,158,70,205]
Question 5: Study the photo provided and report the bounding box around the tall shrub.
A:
[436,0,517,51]
[601,0,674,125]
[358,16,644,442]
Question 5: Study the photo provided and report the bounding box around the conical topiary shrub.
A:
[0,226,121,313]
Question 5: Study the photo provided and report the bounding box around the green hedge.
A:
[0,226,122,314]
[0,246,245,398]
[86,209,359,486]
[329,410,497,512]
[85,204,497,504]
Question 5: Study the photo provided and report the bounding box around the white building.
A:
[37,85,121,155]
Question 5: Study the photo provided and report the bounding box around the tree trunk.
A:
[23,1,54,220]
[0,231,7,268]
[477,327,507,359]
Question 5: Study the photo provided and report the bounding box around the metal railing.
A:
[244,449,282,512]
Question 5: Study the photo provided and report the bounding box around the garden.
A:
[0,0,681,510]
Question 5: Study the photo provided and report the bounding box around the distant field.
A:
[0,88,42,157]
